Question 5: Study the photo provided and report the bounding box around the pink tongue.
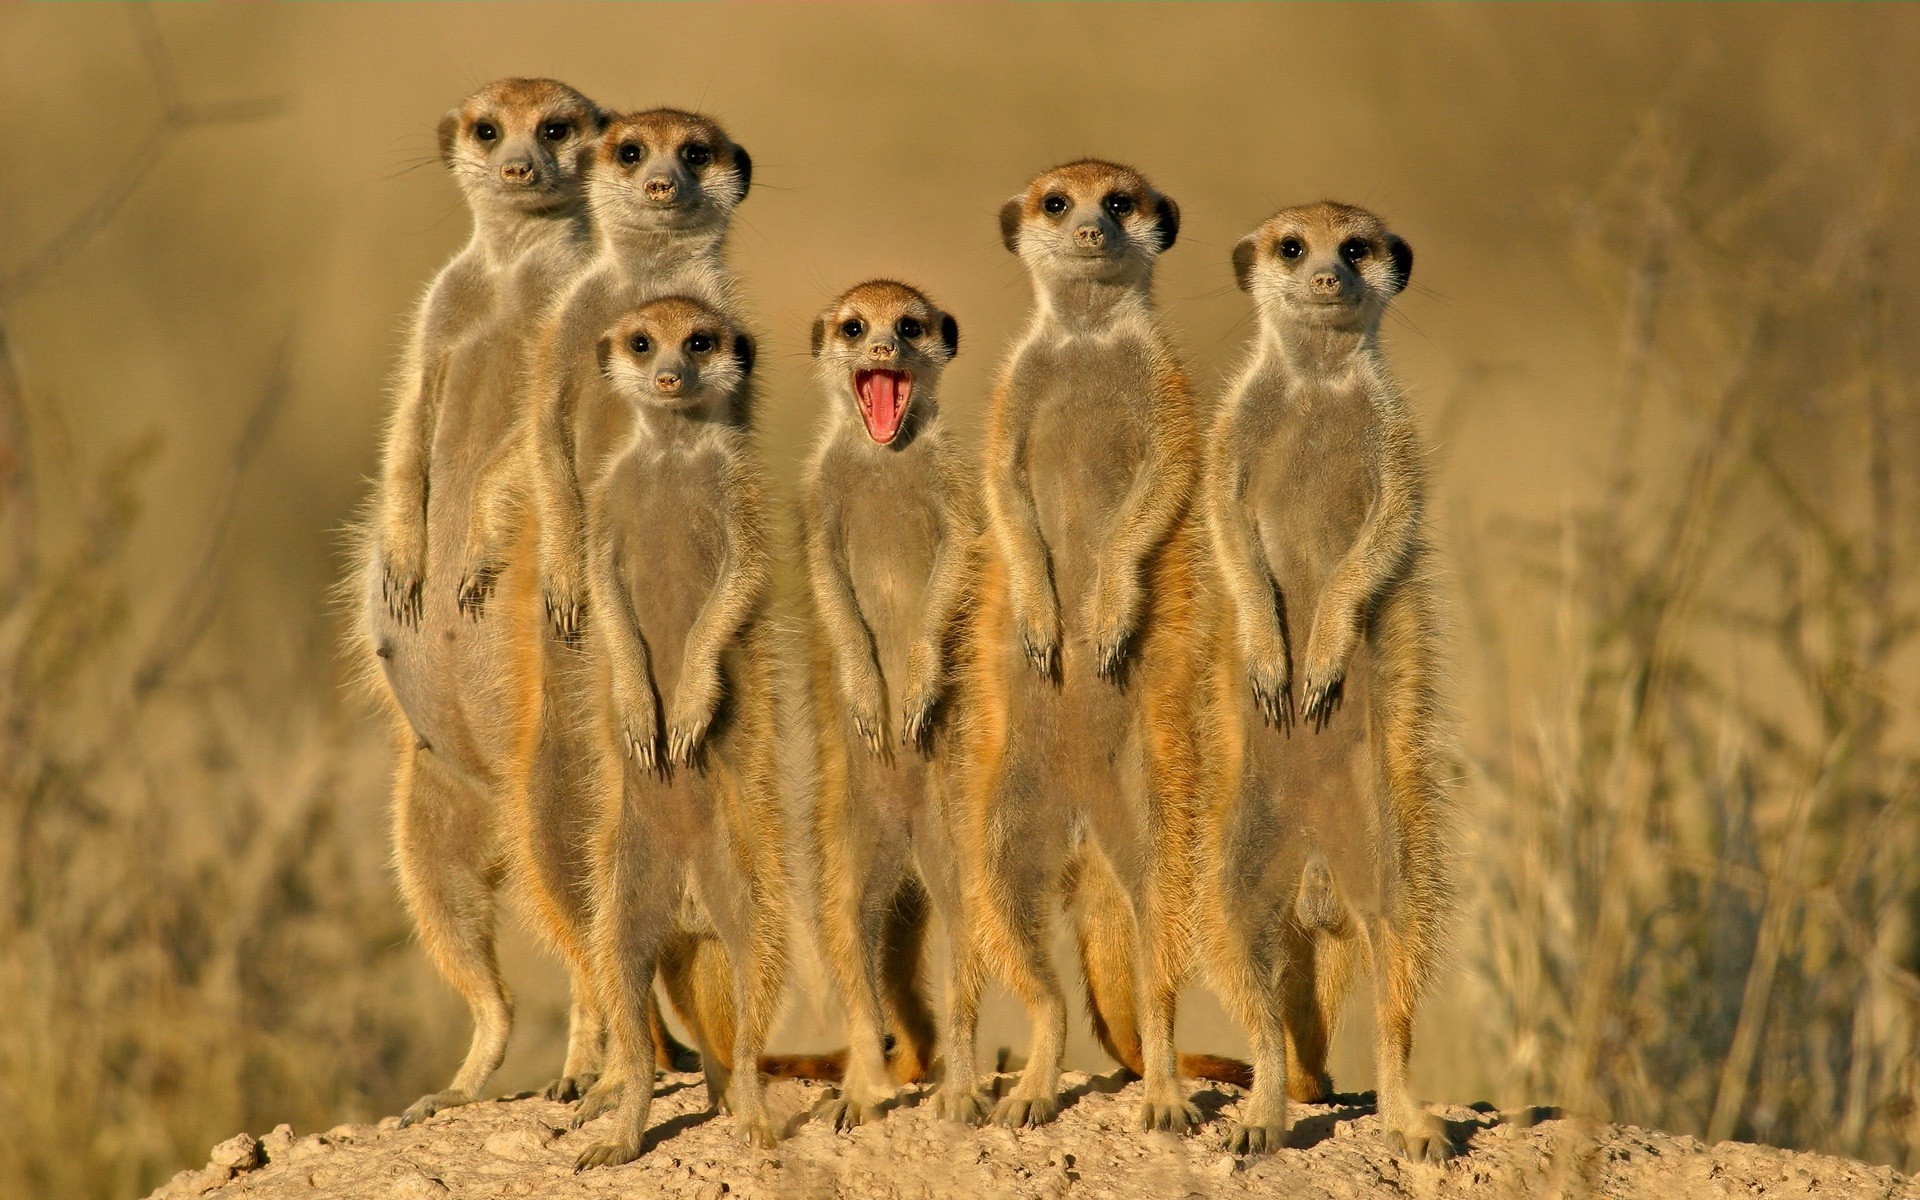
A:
[861,371,901,442]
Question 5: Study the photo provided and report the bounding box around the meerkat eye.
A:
[681,143,712,167]
[687,333,715,354]
[1042,193,1069,216]
[617,142,642,165]
[840,318,865,340]
[896,316,924,340]
[628,334,650,354]
[1277,237,1305,260]
[541,121,571,142]
[1340,238,1371,265]
[1103,192,1135,218]
[473,121,498,143]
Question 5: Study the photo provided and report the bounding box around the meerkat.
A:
[447,107,753,1103]
[353,77,622,1127]
[565,295,791,1168]
[954,160,1214,1134]
[1200,202,1455,1162]
[798,280,991,1129]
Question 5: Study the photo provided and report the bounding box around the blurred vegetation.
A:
[0,4,1916,1197]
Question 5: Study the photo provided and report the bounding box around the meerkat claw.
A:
[383,568,423,628]
[457,563,499,619]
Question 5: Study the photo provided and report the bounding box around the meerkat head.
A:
[809,280,959,447]
[1232,202,1412,335]
[588,109,752,238]
[999,159,1180,286]
[437,78,603,215]
[597,296,755,422]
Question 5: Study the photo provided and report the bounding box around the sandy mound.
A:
[147,1071,1915,1200]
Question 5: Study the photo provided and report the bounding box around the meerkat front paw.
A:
[1300,617,1356,731]
[735,1110,781,1149]
[898,654,943,749]
[540,548,586,643]
[456,559,501,620]
[1084,573,1142,681]
[381,555,424,629]
[665,678,719,767]
[1244,638,1294,732]
[841,671,889,758]
[1013,596,1061,678]
[544,1072,599,1103]
[568,1079,622,1128]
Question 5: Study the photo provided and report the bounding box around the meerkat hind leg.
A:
[1216,901,1294,1154]
[394,751,512,1127]
[818,830,915,1130]
[1368,916,1453,1163]
[880,874,939,1085]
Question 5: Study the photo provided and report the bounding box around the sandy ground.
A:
[147,1070,1915,1200]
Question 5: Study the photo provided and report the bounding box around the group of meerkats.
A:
[354,77,1457,1172]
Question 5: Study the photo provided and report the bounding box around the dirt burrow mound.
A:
[148,1071,1917,1200]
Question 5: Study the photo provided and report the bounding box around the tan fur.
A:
[797,281,990,1129]
[350,78,625,1126]
[442,108,755,1105]
[1200,202,1456,1161]
[952,160,1214,1135]
[565,296,793,1169]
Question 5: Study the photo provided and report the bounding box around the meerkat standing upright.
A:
[451,108,752,1099]
[566,296,790,1167]
[956,160,1211,1134]
[799,281,987,1129]
[1201,202,1455,1162]
[357,77,608,1126]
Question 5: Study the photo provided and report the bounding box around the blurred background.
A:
[2,4,1917,1196]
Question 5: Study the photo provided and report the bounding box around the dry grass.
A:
[1461,123,1920,1170]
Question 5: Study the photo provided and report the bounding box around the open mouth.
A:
[854,369,912,444]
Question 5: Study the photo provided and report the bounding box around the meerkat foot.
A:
[1136,1088,1201,1135]
[1384,1111,1455,1164]
[398,1088,474,1127]
[569,1080,622,1128]
[573,1138,641,1171]
[932,1083,990,1126]
[735,1111,781,1148]
[991,1092,1060,1129]
[544,1073,599,1103]
[1227,1120,1289,1155]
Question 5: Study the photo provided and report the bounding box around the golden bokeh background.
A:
[3,5,1917,1196]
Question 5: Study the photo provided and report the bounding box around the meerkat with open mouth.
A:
[798,280,989,1128]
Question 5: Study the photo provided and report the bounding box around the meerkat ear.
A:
[1386,235,1414,295]
[1153,195,1181,252]
[437,112,460,165]
[810,317,828,358]
[734,332,756,376]
[1232,235,1259,292]
[999,196,1025,254]
[731,145,753,203]
[595,336,614,378]
[939,313,960,359]
[594,110,611,132]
